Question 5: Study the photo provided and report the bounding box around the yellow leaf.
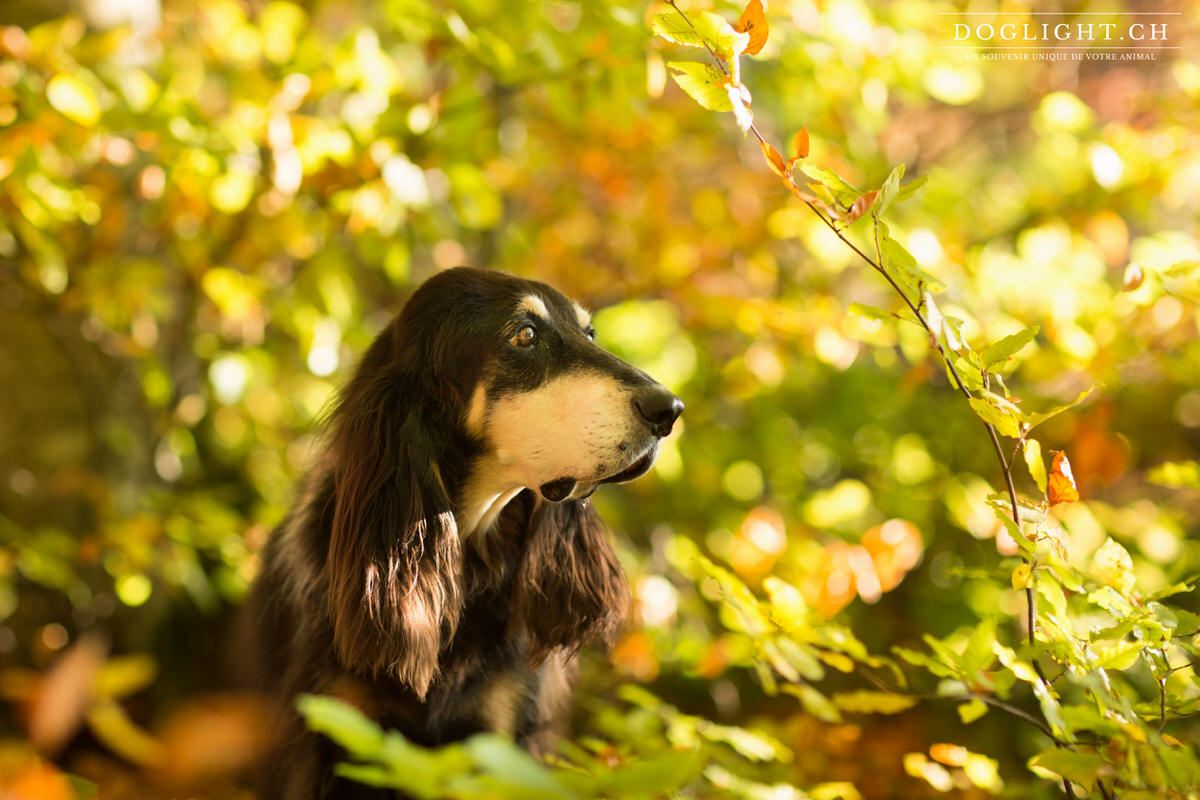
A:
[831,690,918,714]
[46,74,101,126]
[1092,537,1134,593]
[1011,563,1032,590]
[1024,439,1048,494]
[86,699,165,766]
[94,654,158,700]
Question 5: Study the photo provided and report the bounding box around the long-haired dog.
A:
[246,267,682,799]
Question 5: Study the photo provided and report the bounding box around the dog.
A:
[245,267,683,798]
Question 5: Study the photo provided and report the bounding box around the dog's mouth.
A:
[538,443,660,503]
[598,445,658,485]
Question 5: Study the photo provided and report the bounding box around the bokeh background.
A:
[1,0,1198,797]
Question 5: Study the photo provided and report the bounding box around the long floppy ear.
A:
[513,499,630,665]
[325,327,462,699]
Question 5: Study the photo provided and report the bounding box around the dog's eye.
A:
[585,326,596,341]
[510,325,538,348]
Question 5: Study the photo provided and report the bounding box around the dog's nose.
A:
[634,386,684,438]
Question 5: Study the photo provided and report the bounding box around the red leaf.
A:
[734,0,769,56]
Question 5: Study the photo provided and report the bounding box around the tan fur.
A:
[479,673,527,736]
[465,383,489,437]
[572,302,591,330]
[517,294,549,319]
[484,371,645,492]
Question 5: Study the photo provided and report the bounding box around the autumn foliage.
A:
[2,0,1199,798]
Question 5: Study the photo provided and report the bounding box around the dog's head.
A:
[394,267,682,508]
[325,267,678,693]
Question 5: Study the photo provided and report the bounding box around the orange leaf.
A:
[1048,450,1080,505]
[734,0,769,55]
[6,758,74,800]
[862,519,923,592]
[792,126,810,160]
[930,743,969,767]
[761,141,788,177]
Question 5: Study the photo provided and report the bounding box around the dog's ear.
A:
[325,327,462,698]
[513,499,630,665]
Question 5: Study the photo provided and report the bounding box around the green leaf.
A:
[968,397,1021,438]
[830,691,918,714]
[782,684,841,722]
[667,61,732,112]
[800,164,861,205]
[894,174,928,203]
[334,764,402,789]
[980,325,1039,369]
[1024,439,1048,493]
[848,302,895,322]
[1028,749,1110,791]
[894,646,959,679]
[1148,460,1200,489]
[652,11,749,58]
[957,699,988,724]
[601,750,703,795]
[874,163,905,216]
[696,720,790,761]
[465,734,574,799]
[298,695,386,759]
[1024,386,1098,431]
[1092,640,1142,671]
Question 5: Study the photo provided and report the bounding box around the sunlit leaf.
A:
[1029,749,1110,791]
[652,11,748,59]
[1023,439,1048,494]
[1122,262,1145,292]
[968,397,1021,439]
[957,699,988,724]
[297,694,385,760]
[831,691,918,714]
[1091,537,1134,593]
[85,699,164,766]
[46,74,101,125]
[726,80,753,132]
[1047,450,1079,505]
[1024,386,1098,431]
[800,164,860,205]
[980,325,1039,369]
[734,0,768,55]
[667,61,733,112]
[760,142,788,177]
[874,163,905,216]
[791,127,810,161]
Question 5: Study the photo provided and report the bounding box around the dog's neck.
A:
[455,453,527,537]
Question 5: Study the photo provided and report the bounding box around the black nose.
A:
[634,386,684,438]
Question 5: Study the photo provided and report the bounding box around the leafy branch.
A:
[650,4,1200,798]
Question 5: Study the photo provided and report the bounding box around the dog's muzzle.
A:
[538,385,683,503]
